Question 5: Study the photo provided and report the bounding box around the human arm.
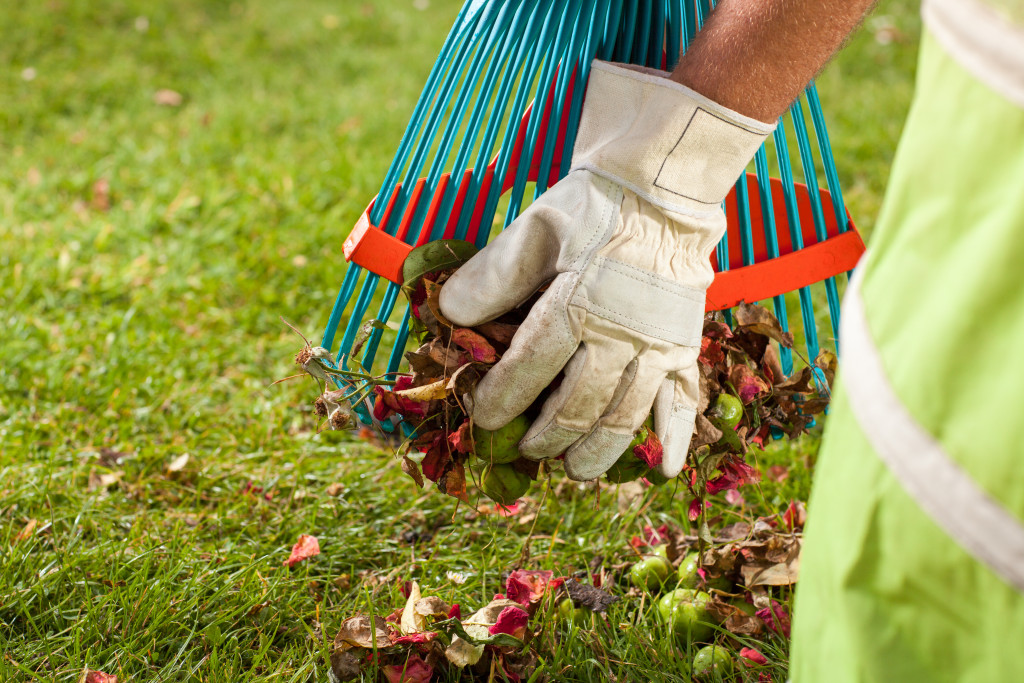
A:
[671,0,877,122]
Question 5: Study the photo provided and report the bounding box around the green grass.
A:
[1,0,920,680]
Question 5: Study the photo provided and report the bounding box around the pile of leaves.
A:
[299,239,833,512]
[329,570,613,683]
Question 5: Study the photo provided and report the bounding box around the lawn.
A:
[1,1,920,681]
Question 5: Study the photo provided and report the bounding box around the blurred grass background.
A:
[0,1,921,681]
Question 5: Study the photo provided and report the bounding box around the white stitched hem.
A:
[842,266,1024,593]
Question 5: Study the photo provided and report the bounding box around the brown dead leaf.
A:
[326,482,345,496]
[334,615,391,650]
[734,302,794,348]
[564,580,619,613]
[330,648,364,681]
[446,362,483,397]
[402,456,425,488]
[14,518,38,543]
[691,414,723,450]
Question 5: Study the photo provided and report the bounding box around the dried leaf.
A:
[14,518,38,543]
[395,379,448,402]
[400,581,425,634]
[405,350,444,380]
[451,328,498,363]
[424,279,454,329]
[167,453,190,472]
[564,580,618,613]
[734,302,794,348]
[401,457,425,488]
[330,648,364,681]
[505,570,556,606]
[740,647,769,665]
[446,363,483,398]
[351,319,386,359]
[444,598,525,667]
[284,534,320,567]
[489,605,529,639]
[85,673,118,683]
[728,364,771,404]
[691,414,723,450]
[382,655,433,683]
[448,420,474,455]
[632,429,663,468]
[741,540,801,587]
[442,458,468,501]
[334,615,391,650]
[473,321,519,347]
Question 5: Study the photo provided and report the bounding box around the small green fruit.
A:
[677,552,702,589]
[692,645,734,680]
[473,414,531,465]
[677,552,732,592]
[629,555,672,593]
[556,598,587,622]
[479,463,530,506]
[708,393,743,430]
[657,589,713,643]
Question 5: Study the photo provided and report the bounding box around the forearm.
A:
[670,0,877,123]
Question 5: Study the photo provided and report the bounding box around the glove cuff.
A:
[570,60,775,219]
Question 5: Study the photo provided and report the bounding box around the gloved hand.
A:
[439,60,773,481]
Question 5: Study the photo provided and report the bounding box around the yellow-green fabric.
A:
[790,28,1024,683]
[985,0,1024,25]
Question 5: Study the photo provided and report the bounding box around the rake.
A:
[320,0,866,430]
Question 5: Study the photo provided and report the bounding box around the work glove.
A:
[439,60,773,481]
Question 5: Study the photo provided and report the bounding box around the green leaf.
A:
[432,618,525,649]
[402,239,478,287]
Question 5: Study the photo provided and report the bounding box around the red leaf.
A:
[382,655,433,683]
[505,570,555,606]
[284,534,320,567]
[629,524,670,549]
[756,600,791,637]
[421,434,451,482]
[740,647,769,665]
[688,499,709,521]
[699,337,726,366]
[706,456,761,495]
[728,364,770,404]
[448,420,474,454]
[390,632,436,646]
[496,502,520,517]
[85,674,118,683]
[375,376,427,421]
[451,328,498,363]
[488,605,529,639]
[447,603,461,620]
[783,499,807,531]
[632,430,663,468]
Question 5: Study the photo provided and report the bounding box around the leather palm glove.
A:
[439,60,774,481]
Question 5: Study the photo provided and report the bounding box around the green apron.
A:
[790,10,1024,683]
